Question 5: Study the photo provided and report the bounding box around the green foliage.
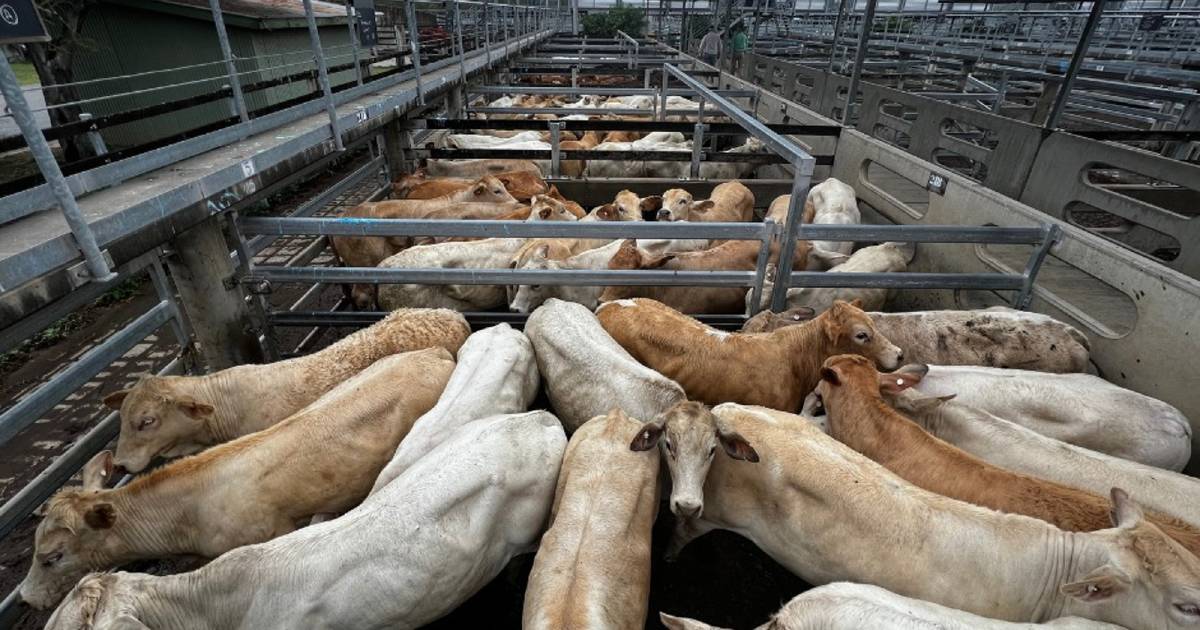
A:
[9,62,39,86]
[581,2,646,38]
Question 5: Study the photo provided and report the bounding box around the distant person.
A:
[732,26,750,73]
[698,26,721,66]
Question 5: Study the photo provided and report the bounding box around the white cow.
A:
[525,298,685,433]
[444,130,545,148]
[369,324,540,495]
[586,133,691,178]
[45,411,566,630]
[801,178,862,269]
[661,583,1124,630]
[884,383,1200,526]
[509,240,624,312]
[749,242,915,313]
[903,365,1192,471]
[643,401,1200,630]
[377,238,525,311]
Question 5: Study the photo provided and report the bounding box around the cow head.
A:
[391,170,427,198]
[21,452,120,610]
[509,244,560,313]
[658,188,711,222]
[469,175,518,203]
[529,194,578,222]
[44,572,147,630]
[816,300,903,370]
[495,171,548,201]
[593,190,658,222]
[630,401,757,519]
[104,375,214,473]
[1061,489,1200,629]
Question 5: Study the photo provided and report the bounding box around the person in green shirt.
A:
[731,26,749,74]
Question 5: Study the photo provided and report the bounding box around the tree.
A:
[23,0,103,162]
[580,2,646,38]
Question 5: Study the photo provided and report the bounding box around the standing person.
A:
[732,25,750,74]
[698,26,721,67]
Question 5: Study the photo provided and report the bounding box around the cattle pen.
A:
[0,0,1198,628]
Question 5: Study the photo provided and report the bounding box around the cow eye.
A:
[137,417,157,431]
[1176,603,1200,617]
[855,332,870,342]
[708,446,716,458]
[664,440,675,456]
[530,285,541,291]
[42,552,62,567]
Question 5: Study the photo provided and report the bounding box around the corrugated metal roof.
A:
[155,0,346,19]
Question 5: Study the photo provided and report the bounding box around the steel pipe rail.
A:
[420,148,794,163]
[240,217,773,239]
[414,117,841,135]
[248,266,758,286]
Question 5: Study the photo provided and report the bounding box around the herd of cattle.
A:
[16,95,1200,628]
[18,291,1199,628]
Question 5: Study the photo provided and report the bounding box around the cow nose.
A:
[896,350,904,363]
[672,499,702,518]
[656,210,670,221]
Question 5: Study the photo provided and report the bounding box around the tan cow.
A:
[19,348,455,609]
[658,182,756,223]
[393,170,548,201]
[332,178,519,309]
[559,129,602,178]
[104,308,468,472]
[815,354,1200,556]
[585,189,662,222]
[597,235,812,314]
[652,402,1200,629]
[523,409,660,630]
[425,158,542,179]
[596,298,901,411]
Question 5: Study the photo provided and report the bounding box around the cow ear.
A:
[534,244,552,260]
[641,254,675,269]
[81,450,114,491]
[102,389,131,410]
[849,298,864,309]
[1109,488,1144,529]
[659,613,713,630]
[820,366,841,386]
[1061,564,1132,603]
[878,364,928,395]
[716,425,759,463]
[539,208,552,219]
[595,204,616,220]
[473,184,485,196]
[811,250,851,267]
[789,307,817,321]
[174,396,214,419]
[84,503,117,530]
[629,419,665,451]
[692,200,716,213]
[639,195,663,213]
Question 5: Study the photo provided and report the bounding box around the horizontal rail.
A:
[248,266,759,286]
[269,310,752,329]
[421,148,793,163]
[784,272,1026,290]
[240,217,773,239]
[413,117,842,135]
[466,106,719,115]
[0,301,173,446]
[469,86,758,97]
[797,224,1050,244]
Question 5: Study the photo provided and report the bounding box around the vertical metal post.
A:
[658,67,668,121]
[147,256,193,357]
[549,121,562,177]
[484,0,493,66]
[571,0,580,34]
[769,164,813,312]
[747,219,774,316]
[0,56,115,283]
[841,0,878,125]
[405,0,426,105]
[345,0,364,86]
[209,0,250,123]
[690,121,704,178]
[302,0,344,151]
[454,0,466,82]
[827,0,849,71]
[1045,0,1105,130]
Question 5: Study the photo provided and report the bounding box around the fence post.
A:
[208,0,250,123]
[484,0,493,67]
[345,0,364,86]
[1045,0,1105,130]
[302,0,345,151]
[0,56,115,284]
[453,0,467,83]
[841,0,878,125]
[165,217,263,370]
[404,0,426,105]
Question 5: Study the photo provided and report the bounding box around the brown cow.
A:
[598,237,811,314]
[596,298,902,411]
[740,306,816,333]
[658,182,756,223]
[559,130,602,178]
[815,354,1200,557]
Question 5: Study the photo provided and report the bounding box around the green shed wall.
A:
[71,2,352,149]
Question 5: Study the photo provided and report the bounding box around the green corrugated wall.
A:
[71,2,352,149]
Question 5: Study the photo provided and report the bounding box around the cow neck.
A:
[823,387,902,464]
[97,484,198,567]
[193,369,256,443]
[127,569,252,630]
[772,320,836,403]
